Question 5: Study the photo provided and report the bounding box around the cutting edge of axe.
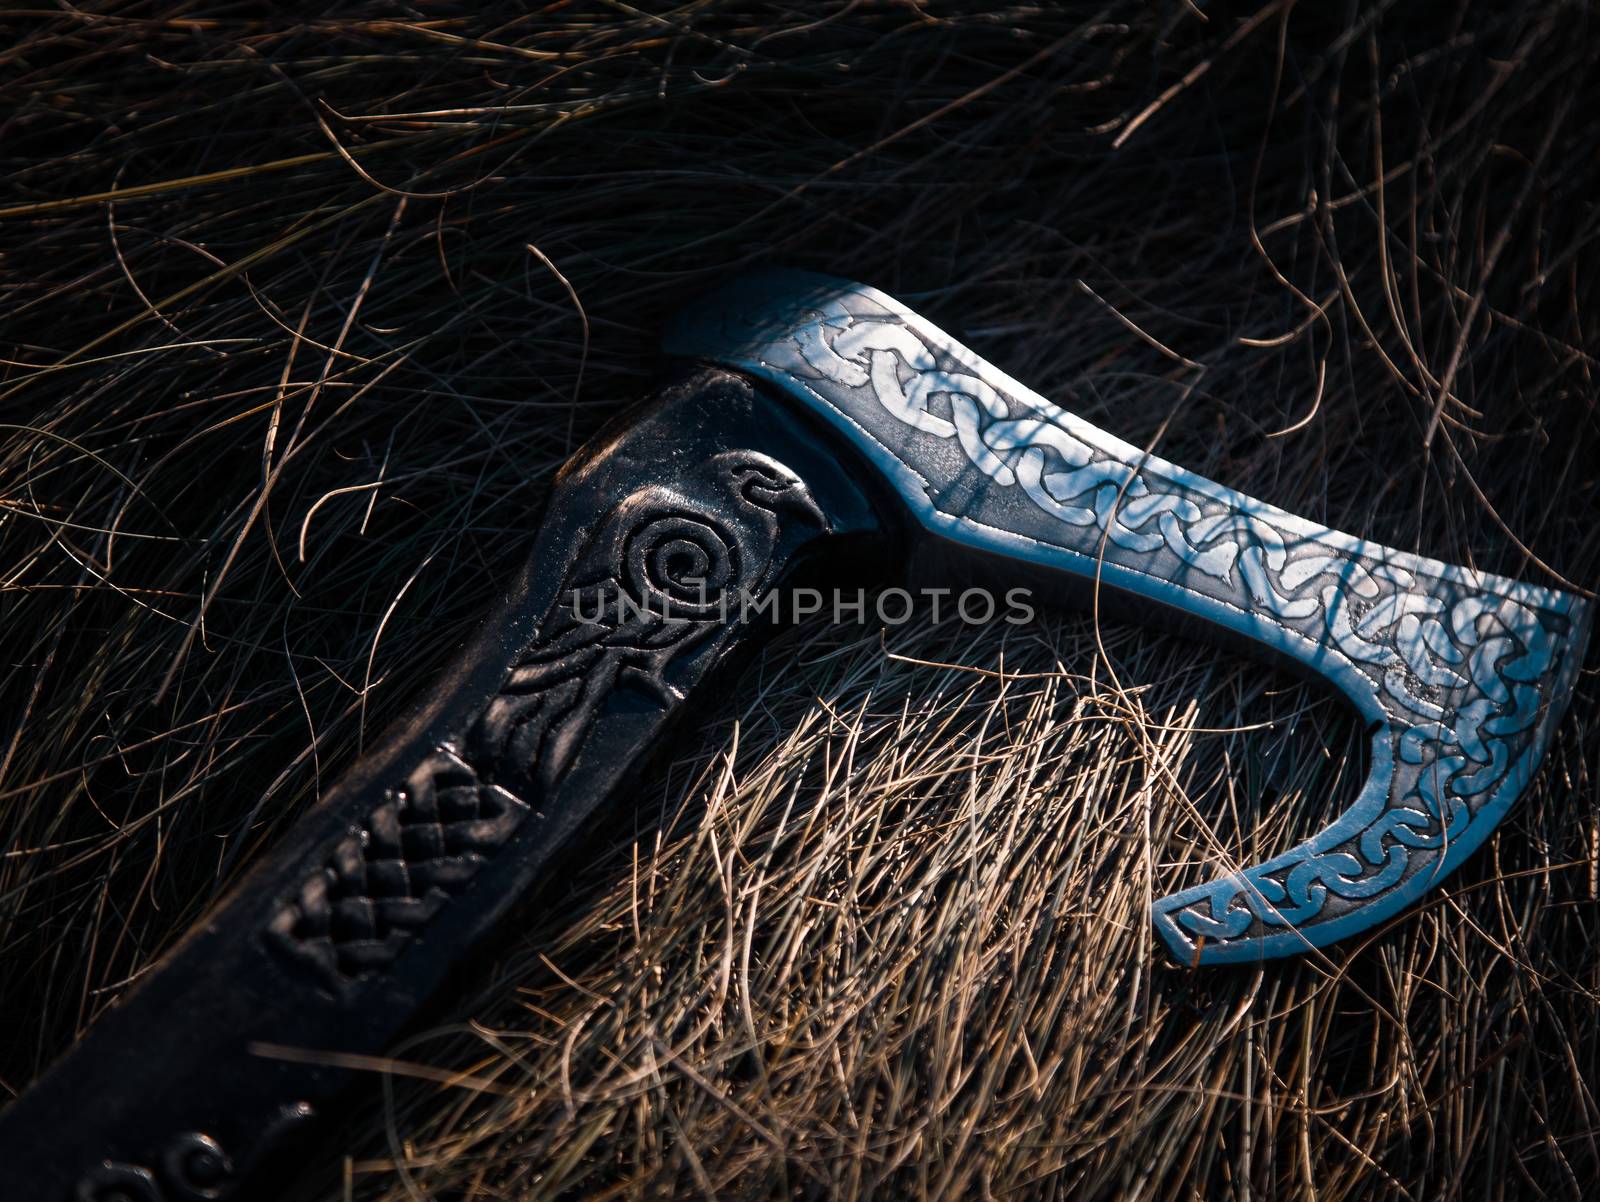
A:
[0,270,1588,1200]
[664,269,1592,967]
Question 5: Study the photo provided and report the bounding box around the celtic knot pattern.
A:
[265,748,526,986]
[267,451,825,987]
[671,271,1589,961]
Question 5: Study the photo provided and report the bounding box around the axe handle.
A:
[0,369,882,1201]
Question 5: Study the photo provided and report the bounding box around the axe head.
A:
[666,270,1591,965]
[3,276,1589,1200]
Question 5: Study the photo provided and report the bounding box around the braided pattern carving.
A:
[265,748,525,986]
[739,289,1580,952]
[266,451,823,988]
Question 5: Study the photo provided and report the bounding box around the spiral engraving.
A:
[623,513,738,616]
[76,1132,235,1202]
[160,1133,233,1202]
[466,451,823,791]
[264,450,825,990]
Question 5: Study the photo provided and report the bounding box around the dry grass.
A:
[1,4,1597,1200]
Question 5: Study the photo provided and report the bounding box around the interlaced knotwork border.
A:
[265,451,822,988]
[682,276,1584,958]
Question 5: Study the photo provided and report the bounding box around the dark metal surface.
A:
[0,274,1587,1197]
[0,368,886,1201]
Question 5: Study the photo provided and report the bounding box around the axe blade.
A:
[4,276,1589,1200]
[666,270,1591,965]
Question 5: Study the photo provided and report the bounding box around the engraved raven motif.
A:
[266,449,826,991]
[468,451,826,792]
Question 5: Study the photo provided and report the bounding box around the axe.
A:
[2,271,1588,1200]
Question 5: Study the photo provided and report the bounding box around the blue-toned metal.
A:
[4,277,1589,1201]
[666,270,1592,965]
